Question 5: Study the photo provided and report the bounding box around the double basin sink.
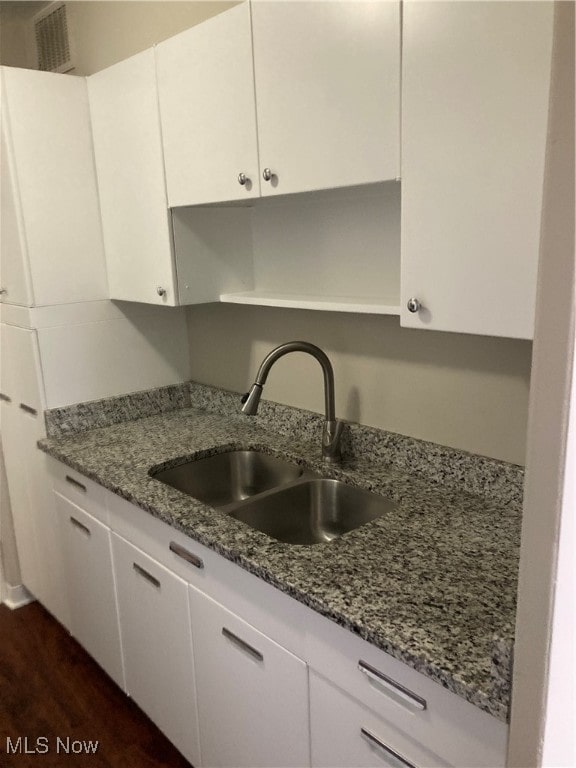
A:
[151,450,396,546]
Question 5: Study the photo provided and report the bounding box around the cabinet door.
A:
[0,117,33,306]
[0,402,70,627]
[0,399,43,600]
[0,324,43,598]
[252,1,400,197]
[112,534,201,767]
[0,67,107,307]
[400,1,553,339]
[0,324,44,414]
[88,50,177,306]
[156,2,260,207]
[56,493,125,689]
[190,586,310,768]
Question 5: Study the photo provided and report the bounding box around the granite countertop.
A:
[39,386,521,723]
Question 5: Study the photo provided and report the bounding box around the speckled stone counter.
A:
[39,383,522,723]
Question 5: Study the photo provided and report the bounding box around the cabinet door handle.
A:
[65,475,87,493]
[19,403,38,416]
[69,516,91,536]
[361,729,418,768]
[133,562,161,589]
[0,393,11,402]
[169,541,203,569]
[222,627,263,663]
[358,661,427,711]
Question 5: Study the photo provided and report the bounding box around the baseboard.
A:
[2,583,35,610]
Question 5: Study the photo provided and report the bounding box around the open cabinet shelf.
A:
[219,291,400,315]
[173,181,401,313]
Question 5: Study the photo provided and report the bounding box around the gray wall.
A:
[187,306,532,465]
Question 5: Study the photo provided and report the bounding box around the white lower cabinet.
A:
[45,461,506,768]
[55,492,124,689]
[189,586,310,768]
[0,324,69,627]
[310,672,447,768]
[111,533,201,767]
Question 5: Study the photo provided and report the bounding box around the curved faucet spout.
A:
[241,341,343,463]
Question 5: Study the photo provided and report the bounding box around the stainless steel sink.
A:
[151,450,307,508]
[227,478,397,545]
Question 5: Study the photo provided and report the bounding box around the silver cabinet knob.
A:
[262,168,273,182]
[407,297,421,313]
[238,173,248,186]
[157,286,166,297]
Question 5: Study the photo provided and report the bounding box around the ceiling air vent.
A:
[33,2,74,73]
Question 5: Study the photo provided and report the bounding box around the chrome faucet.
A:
[241,341,344,463]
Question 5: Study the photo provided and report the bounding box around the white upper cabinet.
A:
[0,67,108,307]
[156,2,260,207]
[156,0,400,206]
[400,1,553,339]
[251,0,400,197]
[88,50,177,306]
[0,119,32,306]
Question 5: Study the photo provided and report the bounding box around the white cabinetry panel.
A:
[310,672,448,768]
[56,492,124,689]
[112,534,201,767]
[0,323,43,412]
[0,67,107,307]
[251,0,400,197]
[1,416,68,621]
[190,586,310,768]
[0,325,43,597]
[36,306,190,408]
[400,1,553,338]
[88,49,176,306]
[1,399,43,600]
[0,324,68,625]
[0,120,32,306]
[305,609,507,768]
[157,2,260,207]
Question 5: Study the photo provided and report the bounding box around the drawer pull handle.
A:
[361,728,418,768]
[69,516,91,536]
[358,661,427,711]
[0,393,11,402]
[169,541,203,569]
[222,627,263,663]
[19,403,37,416]
[65,475,87,493]
[133,562,161,589]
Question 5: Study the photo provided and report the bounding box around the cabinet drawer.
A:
[49,458,108,525]
[107,487,218,588]
[310,671,447,768]
[305,612,507,768]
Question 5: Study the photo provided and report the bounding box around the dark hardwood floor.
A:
[0,601,192,767]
